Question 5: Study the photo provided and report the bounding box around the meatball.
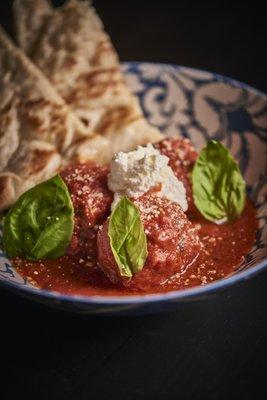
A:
[97,194,202,289]
[154,138,198,214]
[61,164,113,256]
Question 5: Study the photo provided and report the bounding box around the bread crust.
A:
[29,0,162,155]
[0,1,162,211]
[0,27,90,211]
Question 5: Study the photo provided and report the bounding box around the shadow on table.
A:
[1,270,266,400]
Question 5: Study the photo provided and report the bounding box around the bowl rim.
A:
[0,258,266,305]
[123,61,267,98]
[0,62,266,306]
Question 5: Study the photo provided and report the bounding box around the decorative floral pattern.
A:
[0,63,266,314]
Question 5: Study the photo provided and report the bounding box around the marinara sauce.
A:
[13,139,258,296]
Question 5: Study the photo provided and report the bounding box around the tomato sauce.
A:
[14,200,257,296]
[154,138,198,214]
[13,139,258,297]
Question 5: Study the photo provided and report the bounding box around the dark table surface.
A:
[0,1,266,399]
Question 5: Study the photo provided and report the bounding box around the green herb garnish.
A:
[108,196,148,278]
[192,140,245,223]
[3,175,74,260]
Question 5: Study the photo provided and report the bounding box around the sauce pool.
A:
[13,200,257,296]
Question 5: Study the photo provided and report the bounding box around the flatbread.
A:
[0,173,22,212]
[0,27,90,151]
[0,27,93,211]
[0,141,62,211]
[0,102,19,171]
[19,0,162,158]
[8,140,62,193]
[13,0,52,55]
[1,1,163,210]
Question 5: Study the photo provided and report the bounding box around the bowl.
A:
[0,62,266,315]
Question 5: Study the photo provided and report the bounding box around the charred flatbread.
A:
[14,0,162,158]
[0,27,91,210]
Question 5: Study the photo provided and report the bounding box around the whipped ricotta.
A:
[108,144,188,211]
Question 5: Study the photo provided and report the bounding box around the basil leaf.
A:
[3,175,74,260]
[108,196,148,278]
[192,140,245,223]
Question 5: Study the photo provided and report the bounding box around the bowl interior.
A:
[0,62,267,304]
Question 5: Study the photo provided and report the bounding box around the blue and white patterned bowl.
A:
[0,62,266,315]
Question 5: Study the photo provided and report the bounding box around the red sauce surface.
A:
[154,138,198,214]
[13,200,257,296]
[60,164,113,257]
[13,139,258,296]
